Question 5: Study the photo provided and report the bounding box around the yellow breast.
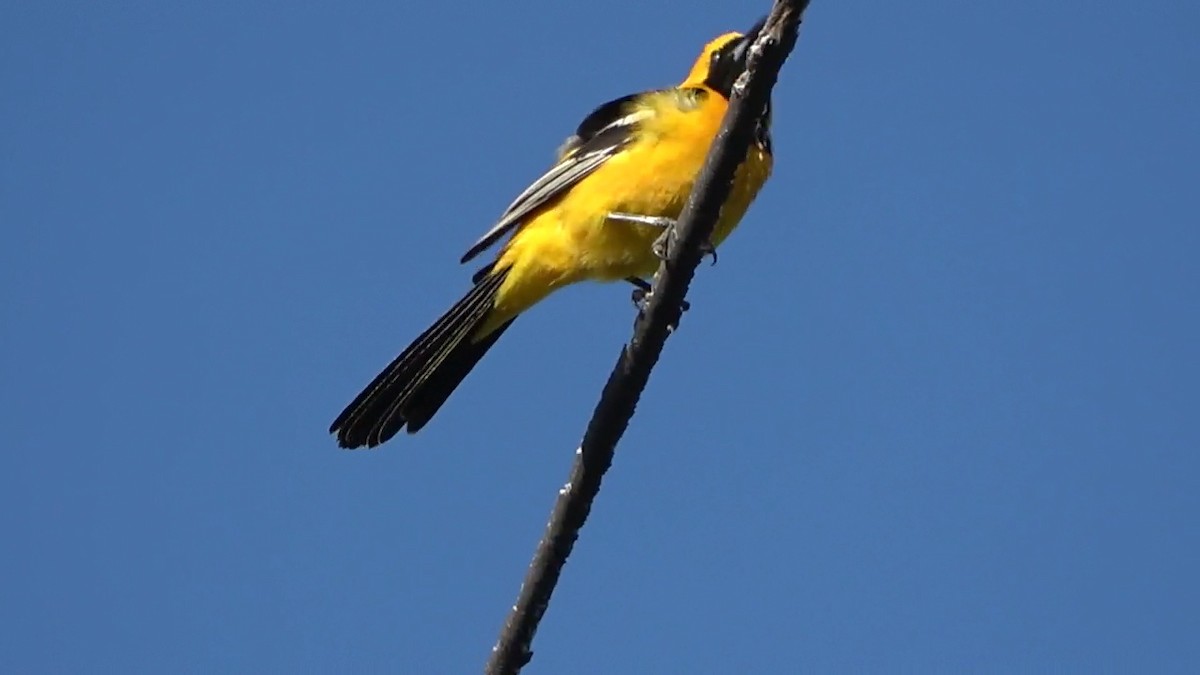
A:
[487,88,772,325]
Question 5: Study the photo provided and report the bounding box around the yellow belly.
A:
[481,91,772,334]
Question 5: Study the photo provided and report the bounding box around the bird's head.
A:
[682,17,767,97]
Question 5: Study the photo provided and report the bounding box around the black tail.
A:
[330,268,513,448]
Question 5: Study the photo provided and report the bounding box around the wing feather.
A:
[458,93,659,264]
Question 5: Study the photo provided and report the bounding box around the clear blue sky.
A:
[3,2,1197,672]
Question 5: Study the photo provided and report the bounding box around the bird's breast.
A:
[496,93,772,293]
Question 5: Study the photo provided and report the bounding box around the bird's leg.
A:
[608,212,676,229]
[607,212,717,266]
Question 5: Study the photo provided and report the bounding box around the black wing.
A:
[459,91,660,264]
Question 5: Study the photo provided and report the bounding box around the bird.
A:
[330,19,775,448]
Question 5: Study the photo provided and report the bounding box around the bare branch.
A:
[485,2,812,673]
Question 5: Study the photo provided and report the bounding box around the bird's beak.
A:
[730,16,767,69]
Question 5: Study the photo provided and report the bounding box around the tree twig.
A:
[485,3,812,672]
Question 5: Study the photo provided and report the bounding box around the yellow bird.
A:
[331,20,774,448]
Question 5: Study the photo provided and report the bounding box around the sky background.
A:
[3,1,1198,672]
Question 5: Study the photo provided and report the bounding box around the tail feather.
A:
[330,268,511,448]
[392,319,513,435]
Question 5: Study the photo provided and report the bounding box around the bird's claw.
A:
[627,277,690,332]
[629,284,691,314]
[649,221,717,266]
[630,286,650,313]
[651,227,672,261]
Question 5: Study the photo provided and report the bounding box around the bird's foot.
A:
[608,212,718,266]
[626,276,690,331]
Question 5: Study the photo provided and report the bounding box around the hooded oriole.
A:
[330,20,774,448]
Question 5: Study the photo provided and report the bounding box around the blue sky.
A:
[3,1,1197,672]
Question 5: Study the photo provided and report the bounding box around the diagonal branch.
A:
[485,2,812,673]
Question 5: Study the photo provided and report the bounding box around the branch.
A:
[485,3,811,673]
